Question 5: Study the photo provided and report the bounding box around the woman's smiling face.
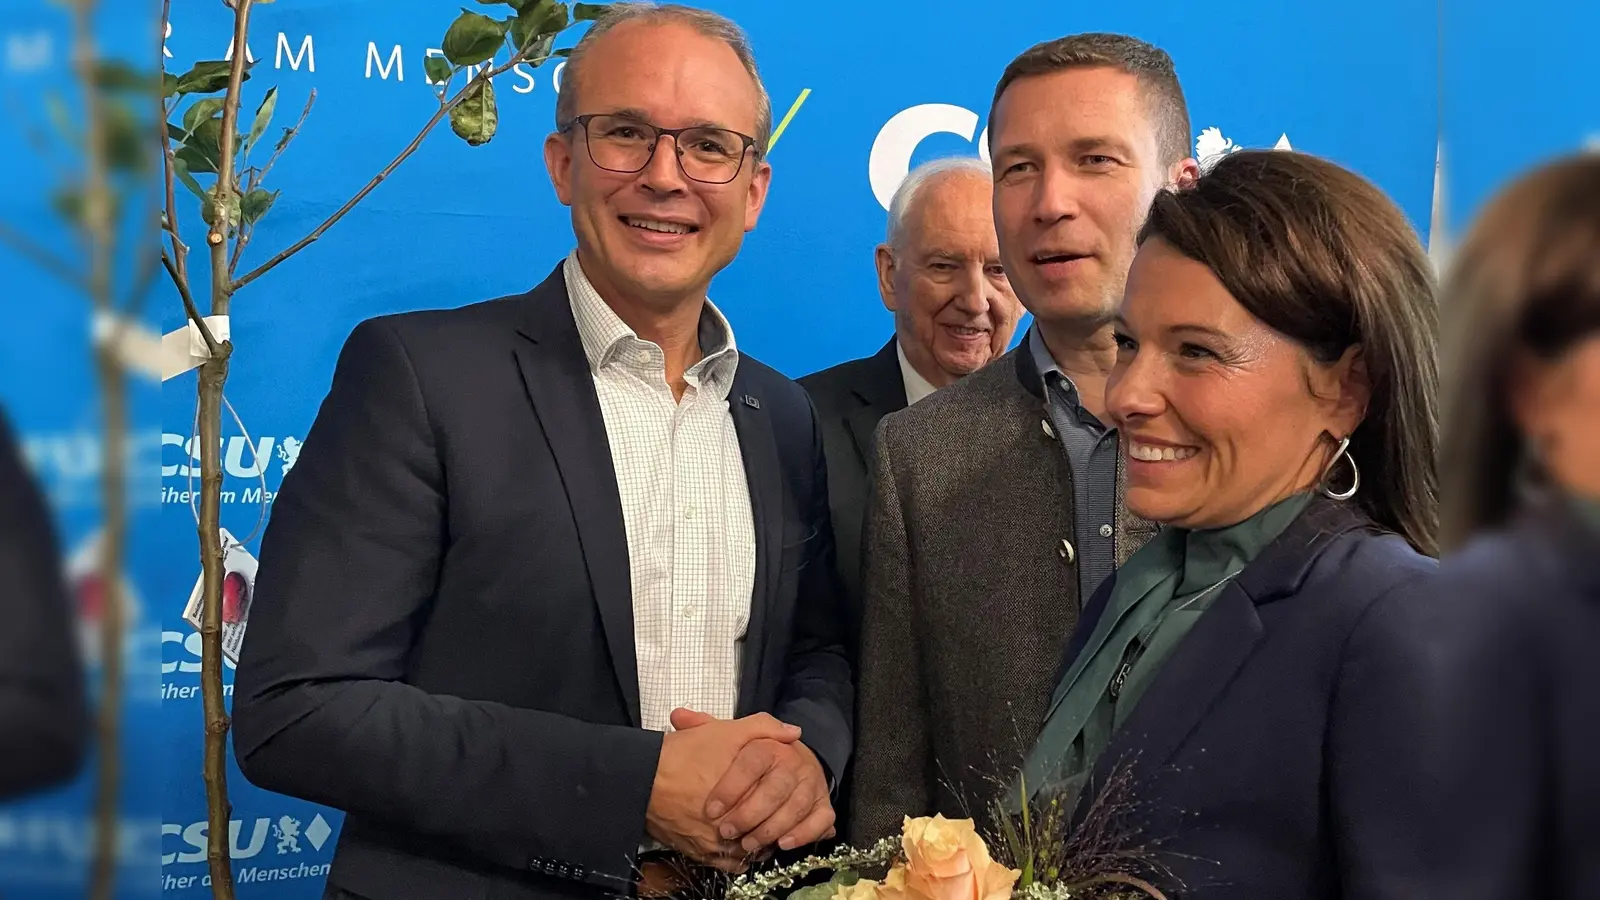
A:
[1108,238,1369,530]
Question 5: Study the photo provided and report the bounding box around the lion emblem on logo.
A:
[277,437,302,475]
[274,816,302,854]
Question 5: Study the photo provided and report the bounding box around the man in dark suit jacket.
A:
[0,407,88,801]
[231,9,850,900]
[799,157,1021,656]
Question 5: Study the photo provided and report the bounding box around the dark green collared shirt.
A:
[1018,492,1313,803]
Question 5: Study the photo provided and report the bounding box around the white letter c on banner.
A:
[868,103,985,210]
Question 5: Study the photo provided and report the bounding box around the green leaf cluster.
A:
[427,0,594,146]
[166,59,282,230]
[786,870,860,900]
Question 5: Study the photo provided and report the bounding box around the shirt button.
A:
[1058,539,1075,563]
[682,605,697,619]
[684,505,696,520]
[1042,419,1056,440]
[1100,524,1113,538]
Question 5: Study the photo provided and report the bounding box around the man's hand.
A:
[678,710,836,854]
[646,710,802,871]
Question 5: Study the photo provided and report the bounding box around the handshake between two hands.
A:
[645,708,836,873]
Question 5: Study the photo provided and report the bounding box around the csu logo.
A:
[868,104,1292,210]
[162,433,303,479]
[163,630,237,674]
[162,814,334,865]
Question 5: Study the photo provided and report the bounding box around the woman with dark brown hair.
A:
[1017,150,1457,897]
[1432,154,1600,899]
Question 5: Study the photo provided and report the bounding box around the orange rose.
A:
[879,816,1019,900]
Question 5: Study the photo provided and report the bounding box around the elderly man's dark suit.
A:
[798,337,907,658]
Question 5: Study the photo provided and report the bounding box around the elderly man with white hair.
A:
[800,155,1022,663]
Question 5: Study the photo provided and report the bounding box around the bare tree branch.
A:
[231,51,533,293]
[163,250,223,361]
[195,3,257,899]
[63,1,126,898]
[160,0,187,288]
[255,89,314,188]
[228,172,249,276]
[0,220,85,289]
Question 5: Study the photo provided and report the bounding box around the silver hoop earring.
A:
[1320,435,1360,501]
[1513,436,1552,505]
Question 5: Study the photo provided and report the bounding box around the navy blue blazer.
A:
[231,263,852,900]
[1057,499,1447,899]
[1429,498,1600,900]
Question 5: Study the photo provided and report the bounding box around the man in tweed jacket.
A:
[847,33,1200,843]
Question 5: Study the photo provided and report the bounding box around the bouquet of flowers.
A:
[704,767,1174,900]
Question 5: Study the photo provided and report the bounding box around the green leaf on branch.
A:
[519,0,570,43]
[176,144,218,175]
[187,116,223,157]
[442,10,508,66]
[240,188,279,224]
[518,33,556,65]
[552,47,573,57]
[182,97,226,135]
[163,73,179,97]
[175,60,248,95]
[449,78,499,146]
[245,86,277,154]
[511,1,563,58]
[573,2,608,21]
[423,55,454,85]
[173,157,208,201]
[175,114,223,174]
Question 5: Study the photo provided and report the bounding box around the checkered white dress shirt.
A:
[564,252,756,733]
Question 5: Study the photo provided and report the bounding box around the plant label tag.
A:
[182,527,256,664]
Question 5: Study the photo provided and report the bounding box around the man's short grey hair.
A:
[885,156,994,248]
[556,2,773,159]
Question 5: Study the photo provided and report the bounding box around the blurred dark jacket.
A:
[1429,495,1600,900]
[0,408,89,800]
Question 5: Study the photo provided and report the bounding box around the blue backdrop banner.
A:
[1439,0,1598,236]
[9,0,1441,896]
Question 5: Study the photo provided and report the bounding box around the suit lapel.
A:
[844,339,907,470]
[729,370,783,716]
[512,265,642,726]
[1088,582,1264,796]
[1081,497,1369,812]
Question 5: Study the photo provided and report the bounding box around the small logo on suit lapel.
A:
[741,394,761,409]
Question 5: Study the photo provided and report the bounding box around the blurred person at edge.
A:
[228,4,850,900]
[0,407,89,801]
[799,156,1023,661]
[1426,154,1600,900]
